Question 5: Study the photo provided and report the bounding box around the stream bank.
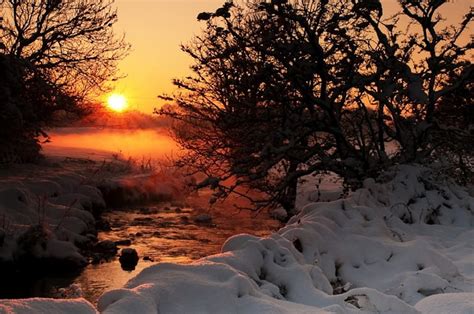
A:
[0,156,281,304]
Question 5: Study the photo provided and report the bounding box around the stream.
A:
[0,193,280,305]
[0,128,281,304]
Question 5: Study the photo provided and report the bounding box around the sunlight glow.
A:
[107,94,128,112]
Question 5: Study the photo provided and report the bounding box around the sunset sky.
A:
[110,0,223,113]
[111,0,473,114]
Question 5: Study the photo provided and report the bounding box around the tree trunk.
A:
[280,161,299,220]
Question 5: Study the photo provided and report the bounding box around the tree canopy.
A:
[163,0,472,218]
[0,0,129,162]
[0,0,129,96]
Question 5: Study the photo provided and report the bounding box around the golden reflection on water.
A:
[40,127,281,305]
[75,196,281,305]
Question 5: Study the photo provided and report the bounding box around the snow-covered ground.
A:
[0,146,183,272]
[1,165,473,313]
[0,160,105,268]
[94,165,474,313]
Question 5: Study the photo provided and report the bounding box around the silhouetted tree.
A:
[430,70,474,184]
[0,0,129,161]
[159,0,472,218]
[1,0,129,95]
[353,0,473,163]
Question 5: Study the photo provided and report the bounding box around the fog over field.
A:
[44,128,179,161]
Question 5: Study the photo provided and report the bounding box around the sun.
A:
[107,94,128,112]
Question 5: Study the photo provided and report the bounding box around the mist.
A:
[44,127,179,161]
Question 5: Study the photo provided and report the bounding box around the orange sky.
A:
[110,0,473,114]
[109,0,223,113]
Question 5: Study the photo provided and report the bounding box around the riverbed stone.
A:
[119,248,139,270]
[96,219,111,231]
[115,239,132,246]
[193,214,213,224]
[137,217,153,222]
[94,240,117,255]
[138,207,151,214]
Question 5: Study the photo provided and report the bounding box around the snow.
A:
[296,172,344,208]
[0,146,183,267]
[415,293,474,314]
[0,298,96,314]
[98,262,336,314]
[0,170,102,265]
[96,164,473,313]
[2,164,472,313]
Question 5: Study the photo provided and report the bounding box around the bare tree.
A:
[0,0,129,97]
[0,0,129,161]
[159,0,472,219]
[352,0,473,162]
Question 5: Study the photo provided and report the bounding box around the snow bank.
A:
[98,171,190,207]
[0,172,104,266]
[0,156,187,268]
[415,292,474,314]
[0,298,96,314]
[98,165,473,313]
[295,172,344,208]
[2,165,470,313]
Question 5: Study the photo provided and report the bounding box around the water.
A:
[77,193,280,304]
[1,127,281,304]
[0,194,280,304]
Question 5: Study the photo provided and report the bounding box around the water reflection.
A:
[8,127,281,304]
[74,193,280,304]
